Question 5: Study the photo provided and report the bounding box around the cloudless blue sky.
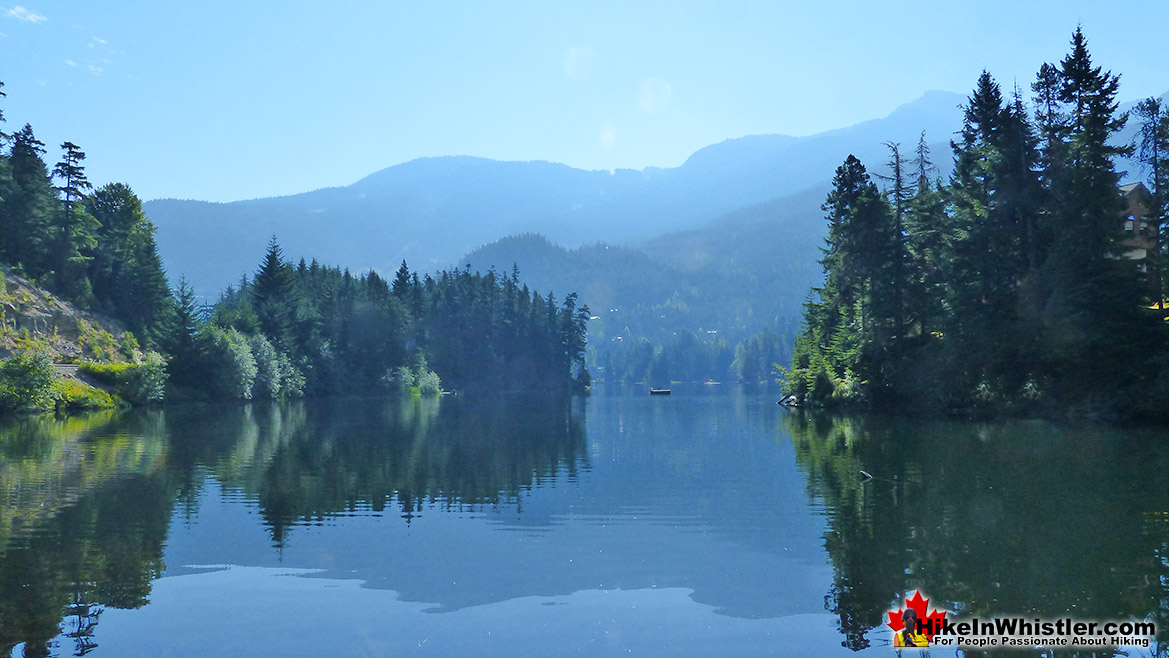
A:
[3,1,1168,202]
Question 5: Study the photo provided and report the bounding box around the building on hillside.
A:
[1120,182,1156,262]
[1119,182,1159,288]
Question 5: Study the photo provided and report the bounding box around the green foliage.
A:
[0,85,170,348]
[248,333,304,399]
[786,30,1168,419]
[251,236,299,353]
[384,365,415,391]
[78,352,168,404]
[206,243,588,396]
[0,349,56,412]
[413,364,442,396]
[1,124,56,274]
[84,183,173,344]
[49,377,116,410]
[200,325,257,400]
[277,350,305,397]
[1132,97,1169,307]
[76,319,124,362]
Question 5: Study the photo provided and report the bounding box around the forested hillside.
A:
[0,81,589,414]
[783,30,1169,420]
[462,187,827,384]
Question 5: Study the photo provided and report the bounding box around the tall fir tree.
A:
[1038,28,1155,406]
[1132,97,1169,309]
[784,155,897,405]
[250,236,299,353]
[85,183,173,342]
[49,141,98,301]
[1,124,56,272]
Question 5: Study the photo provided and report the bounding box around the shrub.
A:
[50,378,116,410]
[80,352,168,404]
[200,326,256,400]
[415,366,442,396]
[277,352,305,398]
[384,365,415,391]
[0,350,57,412]
[250,334,282,399]
[77,320,123,362]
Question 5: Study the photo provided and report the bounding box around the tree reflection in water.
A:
[784,412,1169,656]
[0,393,585,656]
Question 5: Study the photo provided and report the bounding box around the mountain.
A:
[144,91,967,298]
[462,185,827,381]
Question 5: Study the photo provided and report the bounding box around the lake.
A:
[1,387,1166,657]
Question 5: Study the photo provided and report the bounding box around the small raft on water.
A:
[649,388,672,396]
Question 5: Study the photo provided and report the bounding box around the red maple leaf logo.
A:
[886,590,947,641]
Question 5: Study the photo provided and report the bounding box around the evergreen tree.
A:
[48,142,98,301]
[1133,97,1169,309]
[250,236,299,353]
[783,156,895,405]
[1031,62,1068,200]
[945,72,1042,397]
[877,141,911,337]
[84,183,173,342]
[164,276,203,388]
[0,83,11,259]
[392,260,412,297]
[1040,28,1153,405]
[0,80,8,146]
[52,142,90,212]
[1,124,56,272]
[904,134,947,337]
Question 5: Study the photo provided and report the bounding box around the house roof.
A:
[1120,181,1151,196]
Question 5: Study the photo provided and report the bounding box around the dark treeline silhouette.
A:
[0,78,589,406]
[175,240,591,399]
[783,29,1169,420]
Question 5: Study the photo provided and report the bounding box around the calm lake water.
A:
[1,387,1167,657]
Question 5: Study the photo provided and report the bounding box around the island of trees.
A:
[782,29,1169,421]
[0,81,589,414]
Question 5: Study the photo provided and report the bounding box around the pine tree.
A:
[877,141,911,337]
[49,142,98,301]
[251,236,299,353]
[1031,62,1068,199]
[1,124,56,272]
[1133,97,1169,309]
[392,260,412,297]
[783,155,895,405]
[85,183,173,342]
[165,276,203,387]
[946,72,1043,396]
[52,142,90,212]
[1037,28,1155,407]
[0,80,8,146]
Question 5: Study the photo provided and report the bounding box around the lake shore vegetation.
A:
[782,29,1169,421]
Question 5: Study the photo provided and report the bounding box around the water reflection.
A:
[785,412,1169,654]
[3,394,1168,657]
[0,411,171,657]
[0,395,586,656]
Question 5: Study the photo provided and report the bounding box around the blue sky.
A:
[3,1,1168,202]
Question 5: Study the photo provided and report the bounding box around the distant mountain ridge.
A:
[144,90,969,298]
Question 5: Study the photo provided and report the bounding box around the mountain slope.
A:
[144,91,967,297]
[463,184,827,349]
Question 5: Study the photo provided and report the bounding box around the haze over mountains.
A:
[142,87,1163,379]
[144,90,969,300]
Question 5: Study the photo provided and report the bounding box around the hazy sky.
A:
[4,1,1168,203]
